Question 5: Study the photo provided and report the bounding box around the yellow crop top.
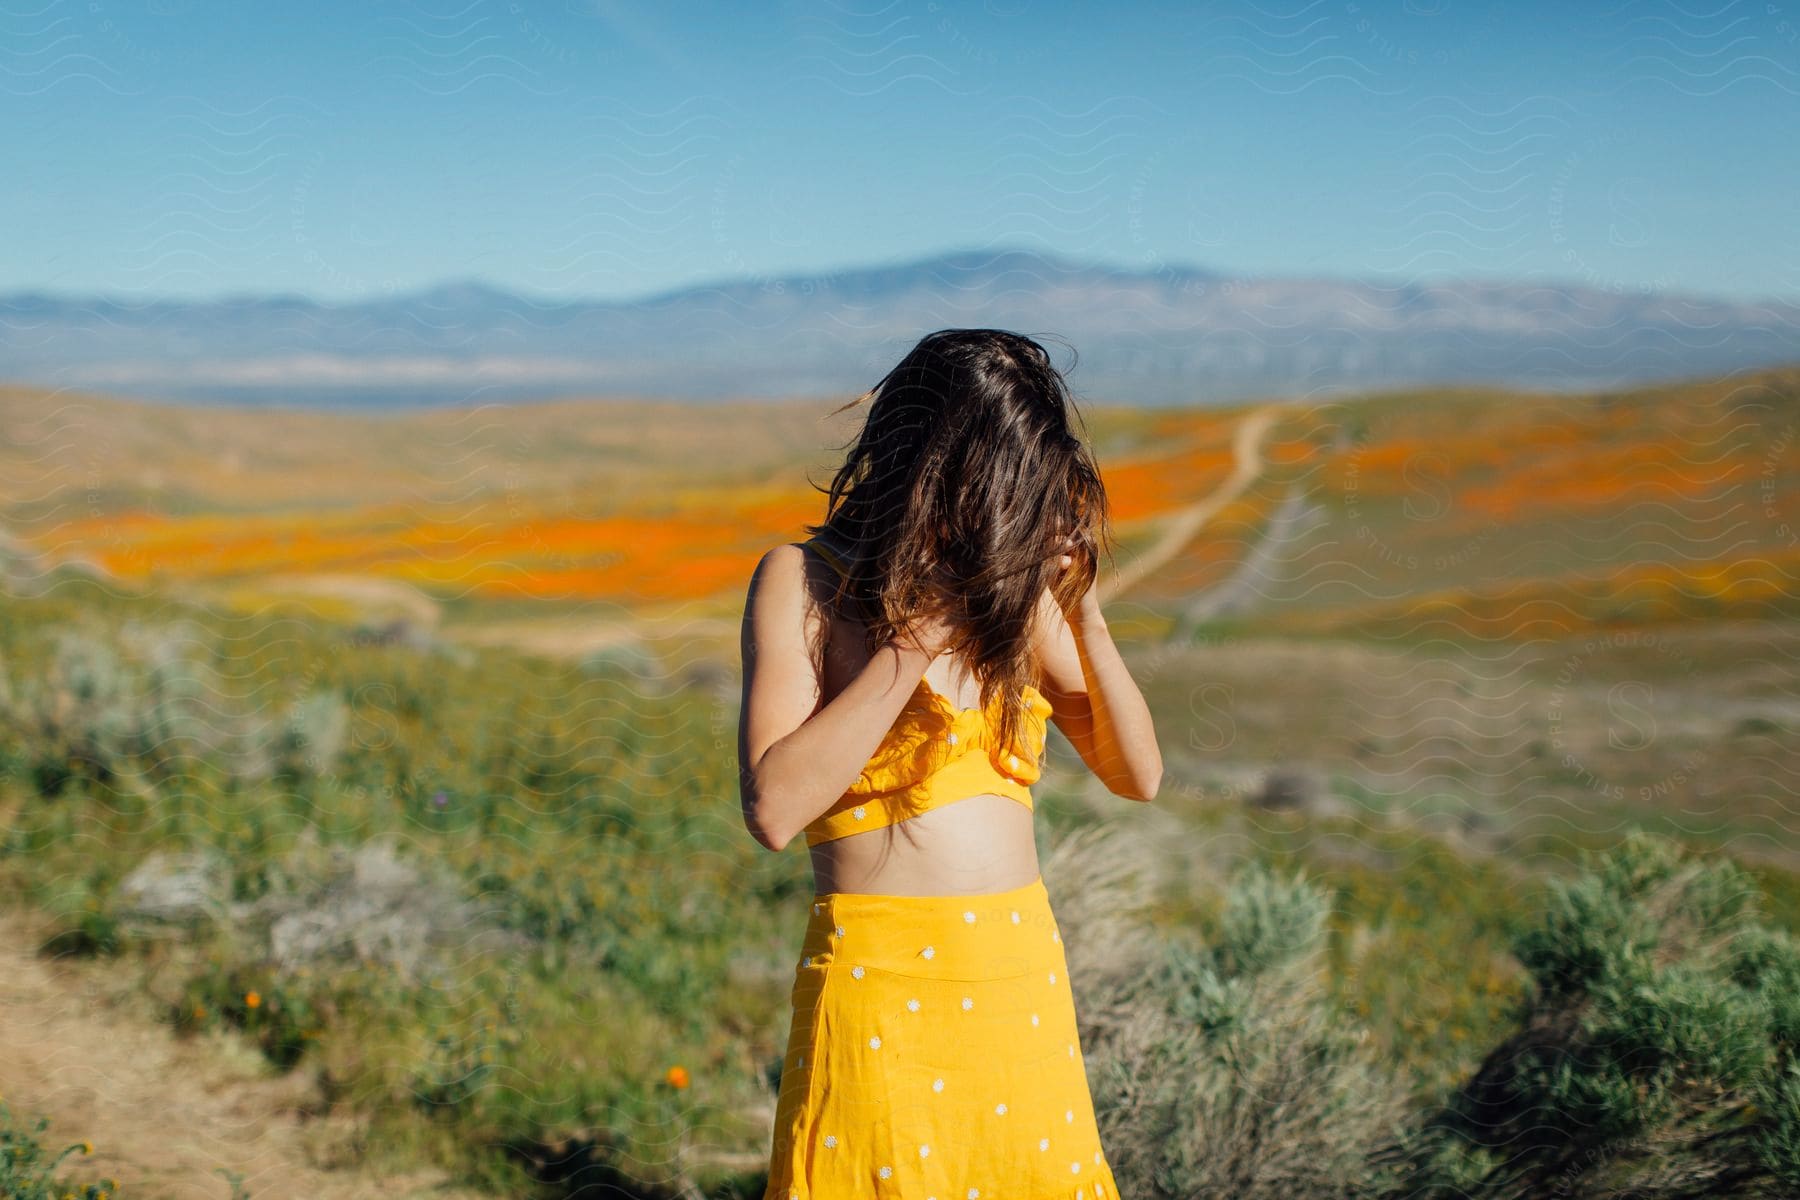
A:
[796,537,1056,848]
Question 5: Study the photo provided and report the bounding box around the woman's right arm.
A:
[736,543,942,852]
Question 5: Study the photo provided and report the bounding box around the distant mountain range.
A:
[3,249,1797,408]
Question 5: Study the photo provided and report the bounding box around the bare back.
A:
[797,532,1043,897]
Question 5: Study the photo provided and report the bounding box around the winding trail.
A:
[1166,481,1328,641]
[1098,404,1284,610]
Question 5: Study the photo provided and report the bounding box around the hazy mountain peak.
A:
[2,248,1795,409]
[401,279,533,308]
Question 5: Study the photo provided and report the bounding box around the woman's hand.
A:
[897,564,964,659]
[899,608,958,659]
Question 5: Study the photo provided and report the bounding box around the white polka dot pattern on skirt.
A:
[783,876,1112,1196]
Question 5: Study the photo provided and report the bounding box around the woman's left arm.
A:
[1031,585,1162,802]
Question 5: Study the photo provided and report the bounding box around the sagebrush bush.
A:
[1056,828,1800,1200]
[0,619,349,796]
[1048,828,1413,1200]
[1399,831,1800,1199]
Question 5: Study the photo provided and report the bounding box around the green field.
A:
[2,364,1799,1197]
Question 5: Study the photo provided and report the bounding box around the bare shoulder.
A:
[742,543,830,657]
[740,543,831,758]
[753,540,811,578]
[743,542,814,623]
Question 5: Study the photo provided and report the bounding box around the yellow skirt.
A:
[763,874,1122,1199]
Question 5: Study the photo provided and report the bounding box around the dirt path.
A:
[1099,405,1284,607]
[0,904,494,1200]
[1166,480,1330,639]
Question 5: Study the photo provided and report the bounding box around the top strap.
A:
[801,536,853,578]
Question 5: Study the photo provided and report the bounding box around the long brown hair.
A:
[804,328,1113,755]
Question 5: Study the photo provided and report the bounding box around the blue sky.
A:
[9,0,1797,304]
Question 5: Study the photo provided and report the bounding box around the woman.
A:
[738,328,1162,1198]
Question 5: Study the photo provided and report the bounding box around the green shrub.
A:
[1079,854,1414,1200]
[0,1096,119,1199]
[1401,831,1800,1199]
[175,966,322,1071]
[0,621,350,799]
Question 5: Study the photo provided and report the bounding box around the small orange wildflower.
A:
[665,1065,690,1089]
[245,990,261,1009]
